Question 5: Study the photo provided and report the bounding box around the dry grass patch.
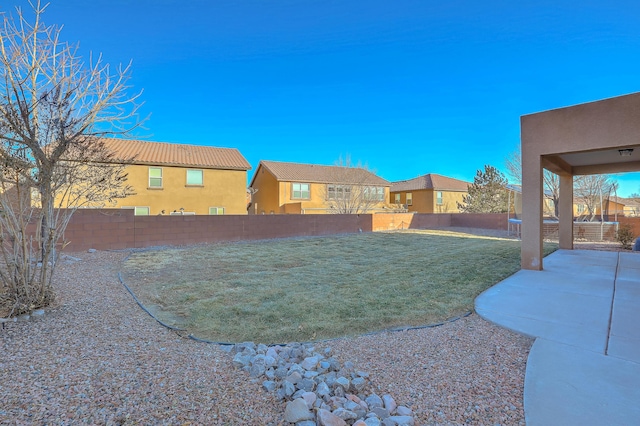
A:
[121,229,557,344]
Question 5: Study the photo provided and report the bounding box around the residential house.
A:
[69,138,252,215]
[390,174,470,213]
[505,184,558,219]
[621,197,640,217]
[249,160,391,214]
[574,196,626,220]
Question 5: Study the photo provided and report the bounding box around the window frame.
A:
[186,169,204,186]
[406,192,413,206]
[436,191,443,205]
[394,193,401,204]
[122,206,150,216]
[292,182,311,200]
[327,184,351,200]
[148,167,163,189]
[209,207,225,215]
[363,186,384,201]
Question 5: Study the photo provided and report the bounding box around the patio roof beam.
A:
[542,155,573,176]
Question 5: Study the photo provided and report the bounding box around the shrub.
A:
[616,224,635,250]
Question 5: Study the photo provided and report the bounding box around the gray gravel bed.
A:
[0,250,531,425]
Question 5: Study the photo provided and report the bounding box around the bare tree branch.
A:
[322,157,387,214]
[0,2,142,317]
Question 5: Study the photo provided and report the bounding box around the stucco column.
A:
[558,174,574,249]
[521,154,544,270]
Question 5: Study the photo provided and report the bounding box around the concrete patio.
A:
[476,249,640,425]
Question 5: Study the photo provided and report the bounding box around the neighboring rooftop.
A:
[390,174,470,192]
[253,160,390,186]
[100,138,251,170]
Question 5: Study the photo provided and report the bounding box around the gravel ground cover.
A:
[0,249,532,425]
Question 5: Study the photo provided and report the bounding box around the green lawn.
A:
[121,229,557,344]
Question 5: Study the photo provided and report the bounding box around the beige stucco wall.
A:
[434,190,466,213]
[249,166,281,214]
[279,181,328,213]
[287,182,390,214]
[390,189,466,213]
[112,164,248,215]
[251,165,390,214]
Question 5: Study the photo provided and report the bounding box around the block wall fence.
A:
[617,217,640,239]
[59,210,511,252]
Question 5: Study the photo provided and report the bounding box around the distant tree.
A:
[573,175,616,221]
[0,2,142,318]
[505,146,560,217]
[322,157,386,214]
[458,165,509,213]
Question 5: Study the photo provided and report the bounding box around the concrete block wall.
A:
[61,210,373,251]
[59,210,509,252]
[451,213,509,230]
[617,217,640,240]
[370,213,506,232]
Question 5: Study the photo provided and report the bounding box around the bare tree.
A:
[0,2,142,317]
[573,175,616,221]
[505,146,561,217]
[323,157,387,214]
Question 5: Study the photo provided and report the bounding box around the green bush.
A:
[616,224,635,250]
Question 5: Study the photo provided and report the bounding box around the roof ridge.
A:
[100,137,240,152]
[99,138,251,170]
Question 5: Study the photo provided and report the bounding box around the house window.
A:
[406,192,413,206]
[149,167,163,188]
[394,193,401,204]
[577,204,585,214]
[436,191,443,205]
[292,183,310,199]
[209,207,224,215]
[186,169,203,186]
[363,186,384,201]
[327,184,351,200]
[123,206,150,216]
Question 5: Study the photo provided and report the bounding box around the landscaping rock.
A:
[396,406,413,416]
[228,341,416,425]
[302,391,317,408]
[317,408,347,426]
[262,380,277,392]
[364,417,382,426]
[382,394,397,413]
[371,406,390,419]
[365,394,384,409]
[285,398,314,423]
[382,416,414,426]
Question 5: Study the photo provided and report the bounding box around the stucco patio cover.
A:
[521,92,640,270]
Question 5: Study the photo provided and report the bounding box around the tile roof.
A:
[99,138,251,170]
[390,174,470,192]
[254,160,390,186]
[612,196,637,206]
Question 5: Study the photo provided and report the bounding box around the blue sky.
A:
[10,0,640,195]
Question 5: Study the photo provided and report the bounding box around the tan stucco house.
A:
[74,138,251,215]
[249,160,391,214]
[390,174,469,213]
